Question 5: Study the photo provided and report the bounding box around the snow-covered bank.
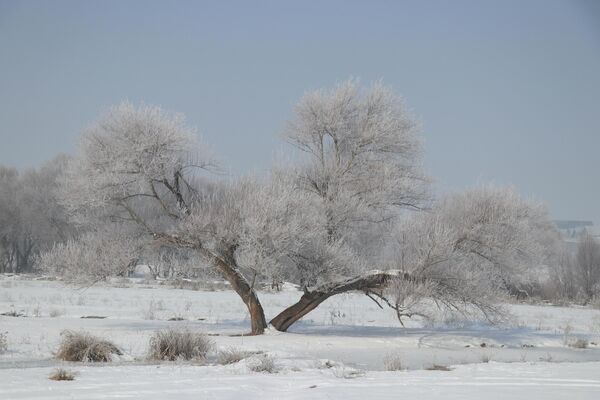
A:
[2,362,600,400]
[1,276,600,399]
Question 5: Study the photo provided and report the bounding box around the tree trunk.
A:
[200,248,267,335]
[270,271,402,332]
[154,234,268,335]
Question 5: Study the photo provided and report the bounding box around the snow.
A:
[2,362,600,400]
[1,275,600,399]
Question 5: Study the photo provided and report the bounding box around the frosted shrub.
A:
[217,347,255,365]
[0,332,7,354]
[248,354,277,373]
[56,330,122,362]
[148,328,213,361]
[383,353,403,371]
[49,309,64,318]
[569,338,589,349]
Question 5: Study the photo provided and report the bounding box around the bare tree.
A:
[0,156,75,273]
[39,224,142,284]
[269,80,429,330]
[267,82,553,331]
[269,186,554,331]
[50,83,558,335]
[382,186,554,324]
[57,102,273,334]
[0,166,20,273]
[575,233,600,301]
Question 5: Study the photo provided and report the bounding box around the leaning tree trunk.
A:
[201,249,268,335]
[155,234,268,335]
[270,271,405,332]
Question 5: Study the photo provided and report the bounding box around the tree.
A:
[268,80,429,330]
[52,83,558,335]
[0,156,74,273]
[269,186,554,331]
[382,186,554,324]
[39,224,142,284]
[266,82,553,331]
[575,233,600,301]
[0,166,20,273]
[57,102,273,334]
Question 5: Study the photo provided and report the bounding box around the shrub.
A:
[383,353,403,371]
[217,347,255,365]
[147,328,213,361]
[1,310,25,317]
[0,332,7,354]
[248,355,277,373]
[49,309,64,318]
[55,330,122,362]
[569,338,589,349]
[49,368,76,381]
[425,364,453,371]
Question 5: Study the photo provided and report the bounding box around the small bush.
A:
[49,368,76,381]
[49,309,64,318]
[147,328,213,361]
[425,364,453,371]
[332,365,366,379]
[248,355,277,373]
[56,330,122,362]
[569,338,589,349]
[383,353,403,371]
[217,347,255,365]
[0,332,7,354]
[1,310,25,317]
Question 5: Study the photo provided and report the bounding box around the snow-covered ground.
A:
[1,275,600,399]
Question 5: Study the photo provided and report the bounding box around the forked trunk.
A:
[270,271,401,331]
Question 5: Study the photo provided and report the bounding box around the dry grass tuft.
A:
[49,368,76,381]
[147,328,213,361]
[383,353,403,371]
[55,330,122,362]
[569,338,589,349]
[425,364,453,371]
[217,347,256,365]
[1,310,25,317]
[0,332,7,354]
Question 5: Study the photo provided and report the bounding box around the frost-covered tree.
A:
[380,186,555,324]
[50,83,558,335]
[56,102,281,334]
[268,80,430,330]
[575,233,600,301]
[269,185,554,331]
[0,156,74,273]
[39,224,143,284]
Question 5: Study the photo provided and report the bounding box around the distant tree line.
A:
[0,155,76,273]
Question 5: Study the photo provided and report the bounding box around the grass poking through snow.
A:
[55,330,122,362]
[147,328,213,361]
[49,368,76,381]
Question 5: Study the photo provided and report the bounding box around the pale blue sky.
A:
[0,0,599,223]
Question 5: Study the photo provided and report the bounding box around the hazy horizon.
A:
[0,0,599,224]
